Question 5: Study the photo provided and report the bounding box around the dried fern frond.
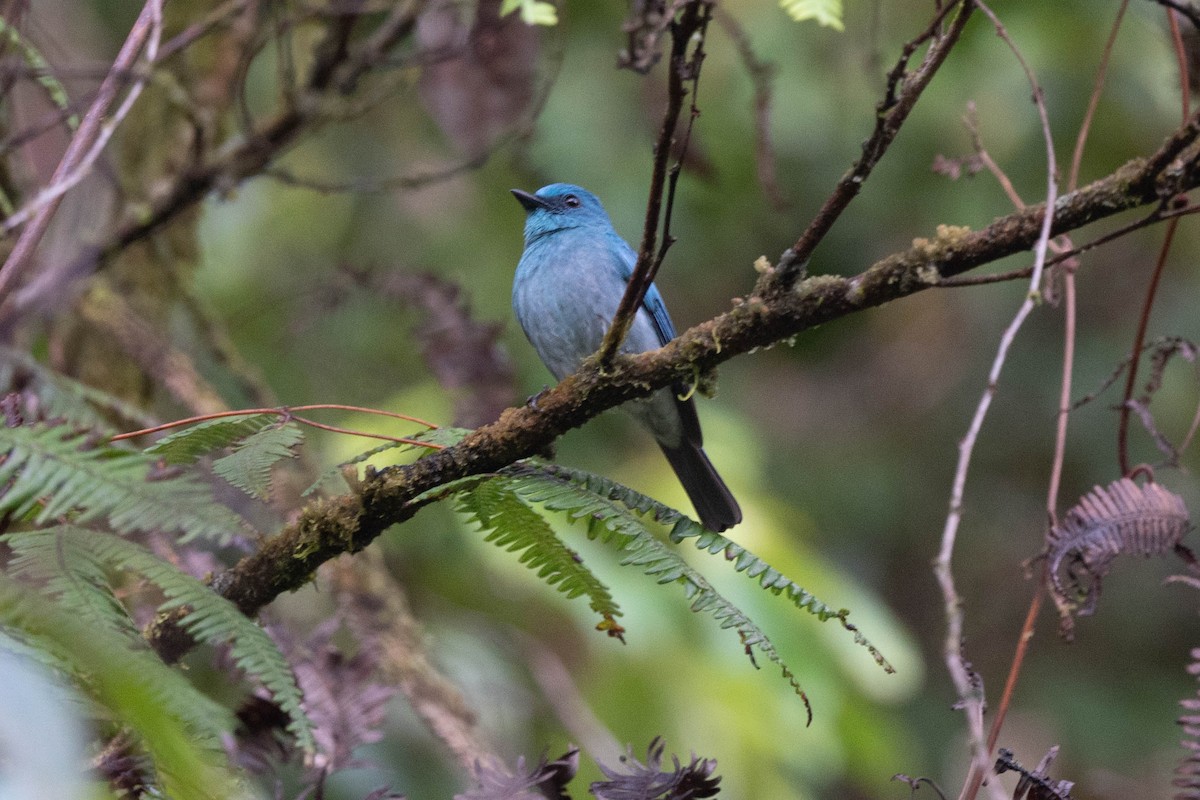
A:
[995,747,1075,800]
[1047,478,1191,638]
[1175,646,1200,799]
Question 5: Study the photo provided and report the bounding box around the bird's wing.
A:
[613,233,703,447]
[612,234,676,347]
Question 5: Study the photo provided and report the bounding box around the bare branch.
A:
[0,0,163,310]
[775,0,975,285]
[936,5,1058,799]
[598,0,710,365]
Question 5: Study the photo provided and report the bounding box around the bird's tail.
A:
[659,442,742,532]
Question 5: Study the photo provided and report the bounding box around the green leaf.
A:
[455,478,622,626]
[501,463,815,720]
[500,0,558,25]
[143,413,277,465]
[303,426,468,498]
[0,572,242,799]
[532,463,894,673]
[0,346,156,431]
[0,420,246,543]
[3,527,315,754]
[780,0,844,31]
[212,422,304,499]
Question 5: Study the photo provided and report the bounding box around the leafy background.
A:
[6,0,1200,797]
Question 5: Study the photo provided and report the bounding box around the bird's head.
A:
[511,183,613,240]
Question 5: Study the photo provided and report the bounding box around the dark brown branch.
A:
[597,0,709,365]
[66,4,416,296]
[143,108,1200,662]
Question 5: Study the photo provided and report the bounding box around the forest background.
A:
[0,1,1198,799]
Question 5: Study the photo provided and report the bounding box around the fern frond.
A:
[0,573,241,798]
[502,463,814,720]
[143,414,276,465]
[519,463,893,672]
[6,528,138,637]
[212,423,304,499]
[456,478,622,627]
[0,420,245,542]
[0,346,155,430]
[1047,478,1192,637]
[4,526,315,753]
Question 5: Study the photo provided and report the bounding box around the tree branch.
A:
[144,107,1200,661]
[0,0,162,311]
[598,0,709,364]
[775,0,975,285]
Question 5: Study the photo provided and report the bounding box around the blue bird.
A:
[511,183,741,532]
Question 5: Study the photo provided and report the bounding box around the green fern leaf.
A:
[6,528,138,638]
[0,572,242,798]
[0,346,155,431]
[0,420,246,543]
[0,19,77,131]
[456,478,622,627]
[500,0,557,25]
[143,413,276,465]
[212,423,304,499]
[780,0,844,30]
[532,463,894,673]
[503,463,814,719]
[3,527,315,753]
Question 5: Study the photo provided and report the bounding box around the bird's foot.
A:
[526,385,551,411]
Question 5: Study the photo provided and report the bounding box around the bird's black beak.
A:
[511,188,551,212]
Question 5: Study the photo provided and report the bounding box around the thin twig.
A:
[981,0,1130,768]
[597,0,710,365]
[774,0,975,285]
[716,8,788,210]
[964,102,1024,209]
[1068,0,1129,190]
[0,0,163,308]
[110,404,439,443]
[942,5,1058,800]
[1154,0,1200,30]
[1117,8,1192,474]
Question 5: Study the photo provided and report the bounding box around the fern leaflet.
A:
[143,413,276,464]
[212,422,304,499]
[455,478,622,631]
[0,346,154,430]
[0,572,241,798]
[779,0,844,30]
[502,463,815,721]
[0,420,246,542]
[3,526,316,753]
[515,463,893,672]
[302,426,467,497]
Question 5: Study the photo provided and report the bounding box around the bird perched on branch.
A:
[510,183,741,532]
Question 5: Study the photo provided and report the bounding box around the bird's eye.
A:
[564,194,581,208]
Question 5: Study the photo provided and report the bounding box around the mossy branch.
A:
[144,111,1200,660]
